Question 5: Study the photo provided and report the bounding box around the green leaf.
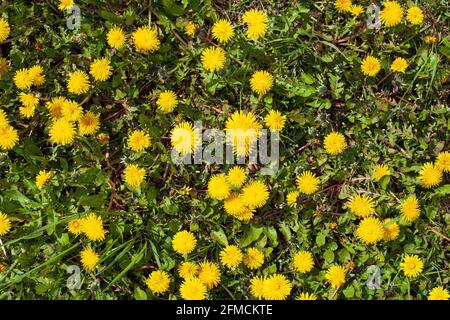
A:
[134,287,147,300]
[324,249,335,263]
[316,233,326,247]
[343,285,355,298]
[264,226,279,247]
[278,223,292,241]
[78,194,106,208]
[211,229,228,246]
[149,241,162,269]
[107,244,147,289]
[240,225,264,247]
[162,0,185,16]
[337,248,351,263]
[301,73,315,84]
[3,190,30,207]
[435,184,450,195]
[379,176,390,190]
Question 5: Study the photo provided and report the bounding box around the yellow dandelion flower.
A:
[19,105,36,118]
[90,58,112,81]
[225,110,263,156]
[374,164,391,181]
[28,65,45,86]
[178,262,198,279]
[334,0,352,13]
[419,162,442,188]
[0,263,6,272]
[428,286,450,300]
[80,246,99,271]
[208,173,231,200]
[286,191,299,207]
[350,4,364,17]
[46,96,67,119]
[219,245,243,269]
[0,125,18,150]
[401,254,424,278]
[293,251,314,273]
[250,70,273,96]
[107,26,126,49]
[380,1,404,27]
[177,186,192,195]
[180,277,207,300]
[234,207,255,221]
[0,18,10,42]
[156,90,178,113]
[296,171,320,195]
[0,109,7,124]
[212,19,234,43]
[323,132,347,155]
[19,92,39,109]
[36,170,51,190]
[61,100,80,121]
[19,102,35,117]
[356,217,384,245]
[325,265,346,288]
[242,9,268,41]
[243,247,264,270]
[250,276,266,299]
[226,166,247,188]
[246,23,267,41]
[383,218,400,241]
[67,70,90,95]
[58,0,75,11]
[400,196,420,222]
[68,219,83,235]
[184,22,198,37]
[347,194,375,217]
[424,35,439,45]
[97,132,109,144]
[436,151,450,172]
[132,26,160,53]
[146,270,170,294]
[49,119,76,145]
[242,9,268,26]
[264,110,286,131]
[241,180,269,209]
[170,121,200,155]
[198,261,221,289]
[201,46,226,72]
[81,213,106,241]
[0,57,9,78]
[297,292,317,300]
[123,164,146,188]
[172,230,197,255]
[0,109,8,127]
[406,6,424,25]
[14,69,33,90]
[390,57,408,73]
[263,274,292,300]
[78,112,100,135]
[361,55,381,77]
[0,212,12,236]
[223,193,247,217]
[127,130,151,152]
